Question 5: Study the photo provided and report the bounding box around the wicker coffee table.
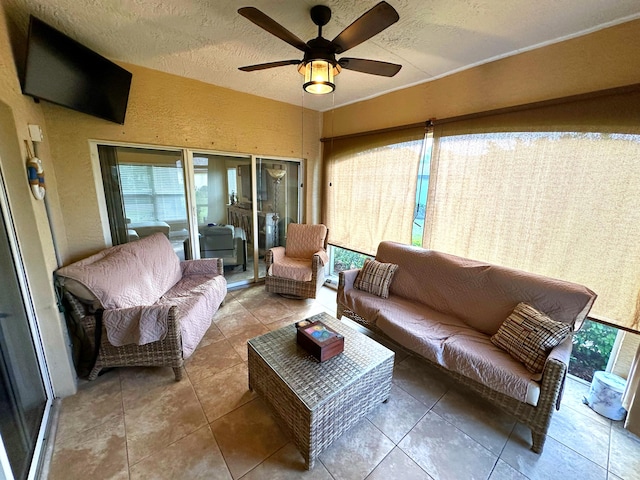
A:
[247,312,394,469]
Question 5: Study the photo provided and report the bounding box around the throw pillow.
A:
[354,258,399,299]
[491,302,572,374]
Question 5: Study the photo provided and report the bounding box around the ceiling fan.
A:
[238,1,402,95]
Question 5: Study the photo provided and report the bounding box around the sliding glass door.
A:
[96,143,303,287]
[0,170,51,480]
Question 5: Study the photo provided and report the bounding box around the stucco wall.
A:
[323,19,640,137]
[0,4,75,396]
[42,64,322,264]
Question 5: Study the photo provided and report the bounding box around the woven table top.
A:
[248,312,394,410]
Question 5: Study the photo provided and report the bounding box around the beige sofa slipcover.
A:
[337,241,596,453]
[56,233,227,381]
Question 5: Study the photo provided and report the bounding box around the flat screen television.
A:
[21,15,132,125]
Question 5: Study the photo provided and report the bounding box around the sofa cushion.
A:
[354,259,399,298]
[161,274,227,358]
[376,304,541,405]
[491,303,572,373]
[271,256,313,282]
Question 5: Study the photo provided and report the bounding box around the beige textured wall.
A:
[323,19,640,137]
[0,4,75,396]
[43,64,322,263]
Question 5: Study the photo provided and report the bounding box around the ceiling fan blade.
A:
[331,2,399,54]
[238,60,301,72]
[238,7,308,52]
[339,57,402,77]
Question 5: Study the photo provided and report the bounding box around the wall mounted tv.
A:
[21,15,132,125]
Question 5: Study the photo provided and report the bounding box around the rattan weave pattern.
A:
[64,291,184,381]
[247,312,394,468]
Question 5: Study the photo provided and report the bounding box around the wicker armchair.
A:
[265,224,328,299]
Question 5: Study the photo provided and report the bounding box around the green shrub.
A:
[332,247,371,274]
[569,319,618,382]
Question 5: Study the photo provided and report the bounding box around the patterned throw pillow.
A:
[354,259,399,299]
[491,302,572,373]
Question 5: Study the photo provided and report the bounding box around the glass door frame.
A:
[91,141,305,288]
[0,163,55,480]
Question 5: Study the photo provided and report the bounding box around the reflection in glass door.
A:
[0,174,50,479]
[190,152,253,286]
[256,157,301,280]
[98,146,190,259]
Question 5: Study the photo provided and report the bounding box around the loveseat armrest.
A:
[180,258,223,276]
[540,335,573,411]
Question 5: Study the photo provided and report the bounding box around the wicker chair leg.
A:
[531,431,546,453]
[173,367,183,381]
[88,364,102,381]
[336,304,344,319]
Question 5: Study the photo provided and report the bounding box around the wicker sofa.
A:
[337,241,596,453]
[56,233,227,381]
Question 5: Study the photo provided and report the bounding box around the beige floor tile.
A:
[54,369,123,445]
[432,387,516,455]
[547,402,611,468]
[367,384,429,444]
[211,399,289,479]
[488,460,528,480]
[213,298,251,321]
[215,310,263,337]
[562,376,612,426]
[193,362,256,422]
[240,442,333,479]
[185,339,244,385]
[399,411,497,480]
[366,447,434,480]
[318,418,395,479]
[246,298,292,324]
[609,427,640,479]
[198,321,225,347]
[119,365,185,409]
[130,425,232,480]
[49,416,128,480]
[501,422,607,480]
[393,356,450,408]
[124,376,207,465]
[224,323,270,360]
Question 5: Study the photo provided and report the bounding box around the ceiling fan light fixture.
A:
[299,59,340,95]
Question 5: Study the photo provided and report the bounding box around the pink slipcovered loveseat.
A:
[337,241,596,453]
[56,233,227,381]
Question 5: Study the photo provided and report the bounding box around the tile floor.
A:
[48,285,640,480]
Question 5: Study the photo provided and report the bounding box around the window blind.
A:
[323,127,426,256]
[424,87,640,332]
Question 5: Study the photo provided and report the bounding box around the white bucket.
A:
[585,371,627,421]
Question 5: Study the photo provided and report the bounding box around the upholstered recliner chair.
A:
[185,224,247,270]
[265,224,328,299]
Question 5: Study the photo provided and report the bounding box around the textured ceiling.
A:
[6,0,640,111]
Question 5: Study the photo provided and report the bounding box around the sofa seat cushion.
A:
[271,256,313,282]
[376,304,541,405]
[161,274,227,358]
